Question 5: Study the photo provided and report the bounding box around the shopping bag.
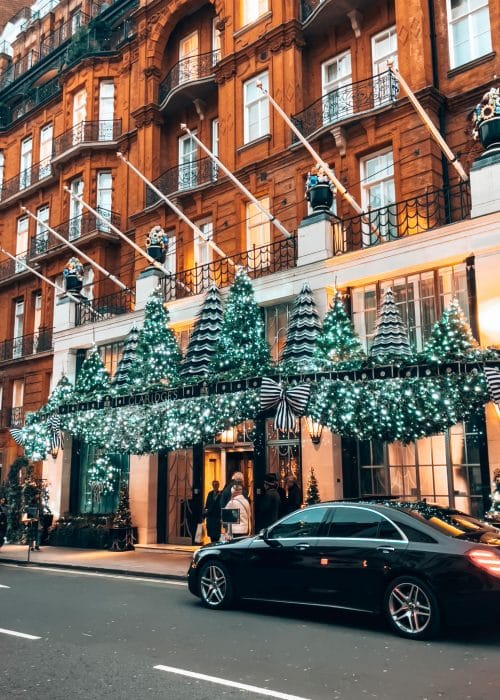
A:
[194,522,203,544]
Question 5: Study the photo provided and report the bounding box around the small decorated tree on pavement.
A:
[306,467,321,505]
[114,483,133,528]
[424,298,479,362]
[315,290,365,367]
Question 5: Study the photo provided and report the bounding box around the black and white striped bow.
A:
[484,367,500,406]
[260,377,311,432]
[48,413,63,457]
[10,428,25,446]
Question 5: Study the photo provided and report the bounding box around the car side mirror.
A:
[260,527,281,547]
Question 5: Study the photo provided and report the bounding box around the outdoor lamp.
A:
[305,416,323,445]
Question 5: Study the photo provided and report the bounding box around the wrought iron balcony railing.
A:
[0,77,61,130]
[0,252,28,284]
[0,328,53,362]
[75,288,135,327]
[29,208,121,259]
[39,12,92,61]
[0,158,54,204]
[53,119,122,159]
[291,71,398,140]
[146,157,218,207]
[333,181,471,256]
[160,236,297,303]
[159,50,220,105]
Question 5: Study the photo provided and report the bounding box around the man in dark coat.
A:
[256,473,281,530]
[285,476,302,514]
[203,480,221,543]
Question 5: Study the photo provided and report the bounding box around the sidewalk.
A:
[0,543,194,580]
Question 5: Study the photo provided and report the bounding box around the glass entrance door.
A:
[167,449,194,544]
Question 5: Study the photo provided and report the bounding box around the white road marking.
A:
[1,563,187,586]
[154,665,312,700]
[0,627,40,640]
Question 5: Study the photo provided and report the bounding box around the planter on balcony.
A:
[307,182,334,212]
[65,274,83,293]
[147,244,166,263]
[478,117,500,153]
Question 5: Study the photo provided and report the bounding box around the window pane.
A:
[270,507,327,538]
[330,507,382,538]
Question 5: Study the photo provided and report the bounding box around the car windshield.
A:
[390,502,500,545]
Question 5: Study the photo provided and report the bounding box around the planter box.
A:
[48,524,137,550]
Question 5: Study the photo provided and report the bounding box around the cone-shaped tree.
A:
[306,467,321,505]
[281,282,321,371]
[369,288,412,363]
[112,323,139,393]
[45,374,74,409]
[211,268,270,377]
[181,286,224,379]
[74,347,111,398]
[129,289,182,389]
[424,298,479,362]
[315,290,365,366]
[114,482,133,527]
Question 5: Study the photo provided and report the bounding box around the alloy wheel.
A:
[388,581,432,635]
[200,563,228,607]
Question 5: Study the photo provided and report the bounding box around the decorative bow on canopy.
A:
[260,377,311,431]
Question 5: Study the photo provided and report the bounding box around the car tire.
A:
[383,576,441,640]
[198,560,234,610]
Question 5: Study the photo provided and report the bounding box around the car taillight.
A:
[466,548,500,577]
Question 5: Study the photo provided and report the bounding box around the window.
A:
[447,0,492,69]
[178,133,198,190]
[242,0,268,26]
[12,300,24,358]
[327,507,402,539]
[98,81,114,140]
[211,118,219,180]
[82,266,94,302]
[244,72,269,144]
[351,263,469,353]
[164,232,176,276]
[39,124,52,178]
[194,221,213,274]
[20,136,32,189]
[265,303,292,363]
[372,26,398,106]
[72,88,86,144]
[35,205,50,256]
[360,149,395,244]
[71,10,82,36]
[269,506,328,539]
[212,17,221,64]
[179,31,198,83]
[33,292,42,351]
[321,51,352,125]
[246,197,271,269]
[15,216,28,273]
[96,171,112,231]
[98,341,124,377]
[11,379,24,426]
[69,177,84,239]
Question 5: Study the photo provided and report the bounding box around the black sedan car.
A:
[188,501,500,640]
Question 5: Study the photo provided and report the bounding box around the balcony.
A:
[0,328,53,363]
[333,182,471,256]
[160,236,297,303]
[75,288,135,327]
[291,70,398,141]
[0,77,61,131]
[0,407,25,429]
[29,209,121,261]
[0,252,30,285]
[52,119,122,164]
[145,157,219,208]
[300,0,373,36]
[0,159,56,209]
[158,50,220,114]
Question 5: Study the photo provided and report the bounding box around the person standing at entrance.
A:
[257,473,281,530]
[225,484,251,538]
[220,471,246,510]
[203,480,221,543]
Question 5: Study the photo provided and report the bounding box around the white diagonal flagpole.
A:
[0,246,103,318]
[387,61,468,182]
[256,81,365,217]
[21,206,129,291]
[180,124,293,240]
[117,152,235,266]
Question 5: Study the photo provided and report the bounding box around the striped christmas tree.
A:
[181,286,224,379]
[281,282,321,371]
[112,323,139,393]
[369,288,412,363]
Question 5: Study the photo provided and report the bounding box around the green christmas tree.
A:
[424,298,479,362]
[211,268,270,377]
[315,290,365,366]
[306,467,321,505]
[112,324,139,394]
[281,282,321,371]
[129,288,182,389]
[87,454,120,506]
[45,374,74,410]
[74,347,111,398]
[181,286,224,379]
[114,482,132,527]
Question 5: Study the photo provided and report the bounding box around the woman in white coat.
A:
[225,484,252,537]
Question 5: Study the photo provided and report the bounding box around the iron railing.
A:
[291,70,398,140]
[1,407,24,428]
[0,77,61,130]
[0,328,53,362]
[53,119,122,158]
[159,50,220,104]
[0,158,54,203]
[146,157,219,207]
[0,252,28,283]
[334,181,471,256]
[29,208,121,259]
[160,237,297,302]
[0,40,12,56]
[40,12,92,60]
[75,289,135,327]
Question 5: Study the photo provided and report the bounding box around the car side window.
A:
[269,507,328,539]
[378,517,404,541]
[327,507,385,539]
[396,522,438,543]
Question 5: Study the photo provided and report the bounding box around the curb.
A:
[0,557,188,582]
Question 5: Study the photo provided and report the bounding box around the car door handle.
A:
[294,543,311,551]
[377,546,395,553]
